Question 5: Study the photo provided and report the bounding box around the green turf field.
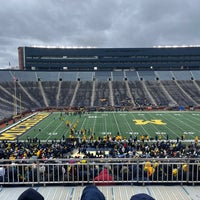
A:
[16,111,200,141]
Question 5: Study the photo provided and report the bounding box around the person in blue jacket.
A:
[130,193,155,200]
[80,185,106,200]
[80,185,155,200]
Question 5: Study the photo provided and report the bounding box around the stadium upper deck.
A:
[18,46,200,71]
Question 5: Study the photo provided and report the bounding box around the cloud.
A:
[0,0,200,68]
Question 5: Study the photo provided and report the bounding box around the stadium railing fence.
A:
[0,158,200,186]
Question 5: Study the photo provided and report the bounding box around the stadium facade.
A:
[18,46,200,71]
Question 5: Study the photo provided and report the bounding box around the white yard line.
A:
[45,119,65,141]
[104,115,107,133]
[156,113,184,138]
[168,113,199,132]
[142,112,165,138]
[131,113,149,135]
[123,115,134,133]
[112,112,121,133]
[80,118,87,130]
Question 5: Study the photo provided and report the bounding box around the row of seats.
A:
[0,80,200,120]
[1,70,200,82]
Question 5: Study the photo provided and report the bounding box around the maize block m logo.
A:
[133,119,166,125]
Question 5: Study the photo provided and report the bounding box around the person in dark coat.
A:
[130,193,155,200]
[80,185,105,200]
[18,188,44,200]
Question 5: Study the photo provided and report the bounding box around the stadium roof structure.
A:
[18,46,200,71]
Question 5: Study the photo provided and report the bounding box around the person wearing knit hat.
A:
[172,168,178,177]
[80,185,105,200]
[18,188,44,200]
[130,193,155,200]
[182,164,187,172]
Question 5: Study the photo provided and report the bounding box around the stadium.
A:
[1,46,200,199]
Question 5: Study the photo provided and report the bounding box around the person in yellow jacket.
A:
[144,161,155,177]
[195,136,198,143]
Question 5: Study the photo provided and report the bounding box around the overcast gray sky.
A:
[0,0,200,69]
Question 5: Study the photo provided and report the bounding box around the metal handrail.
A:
[0,158,199,186]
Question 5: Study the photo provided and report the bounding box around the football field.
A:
[1,111,200,141]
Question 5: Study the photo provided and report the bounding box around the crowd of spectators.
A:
[0,133,199,160]
[0,135,200,184]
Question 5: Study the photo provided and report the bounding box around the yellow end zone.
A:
[0,112,50,140]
